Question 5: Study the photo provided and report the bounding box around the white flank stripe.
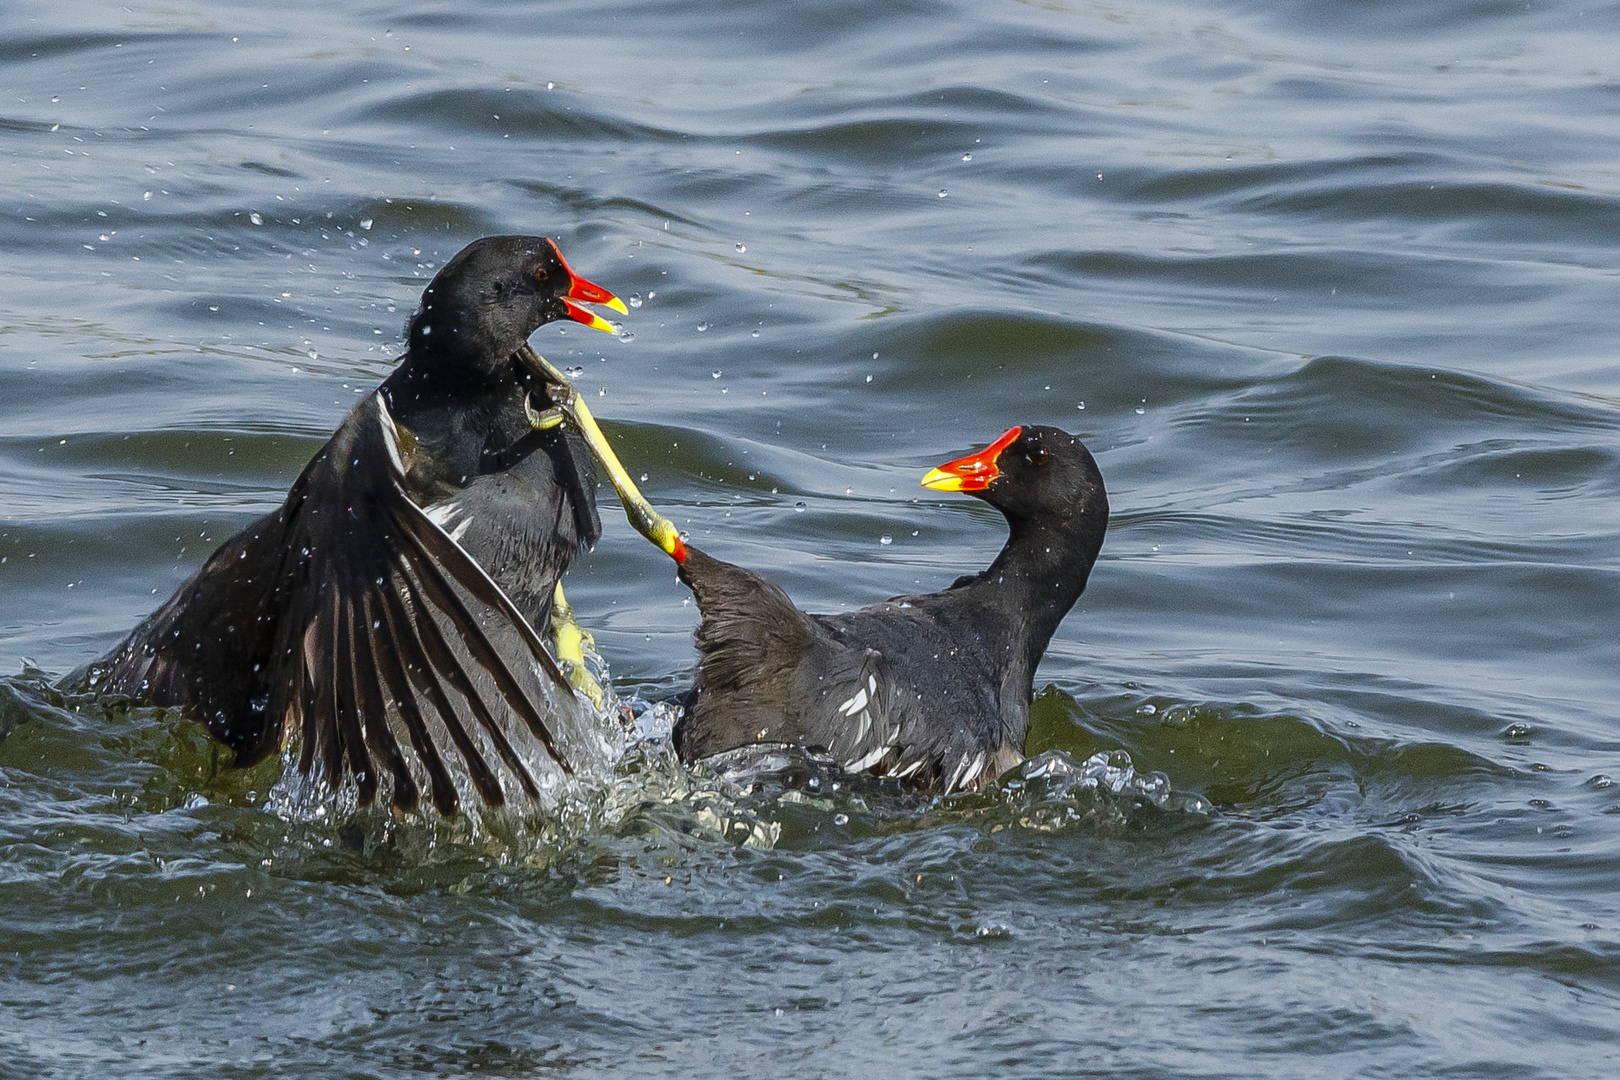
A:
[423,502,459,527]
[846,745,891,773]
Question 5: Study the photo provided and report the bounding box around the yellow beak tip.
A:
[587,313,618,334]
[605,296,629,315]
[920,468,963,492]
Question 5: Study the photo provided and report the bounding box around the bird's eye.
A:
[533,267,550,284]
[1026,441,1049,466]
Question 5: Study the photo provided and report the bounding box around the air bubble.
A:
[711,370,722,379]
[937,189,948,198]
[962,152,972,162]
[794,501,806,512]
[618,330,635,342]
[697,321,710,332]
[629,293,643,308]
[249,212,263,225]
[880,534,893,546]
[564,365,584,378]
[735,242,746,252]
[360,218,373,230]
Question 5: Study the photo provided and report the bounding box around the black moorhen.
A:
[668,424,1108,792]
[92,235,630,815]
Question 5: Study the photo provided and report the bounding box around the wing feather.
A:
[363,591,449,815]
[394,557,542,802]
[98,391,609,813]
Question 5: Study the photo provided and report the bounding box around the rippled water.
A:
[3,1,1619,1075]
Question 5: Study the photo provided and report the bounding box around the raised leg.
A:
[519,343,686,563]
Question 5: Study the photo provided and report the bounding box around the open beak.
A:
[920,426,1022,492]
[547,239,629,333]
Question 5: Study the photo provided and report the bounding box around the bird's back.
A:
[674,546,1020,791]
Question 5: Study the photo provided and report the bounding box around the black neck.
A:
[968,510,1103,675]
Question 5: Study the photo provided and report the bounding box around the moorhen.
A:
[92,235,632,815]
[666,424,1108,793]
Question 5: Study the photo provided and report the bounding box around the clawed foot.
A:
[549,582,605,710]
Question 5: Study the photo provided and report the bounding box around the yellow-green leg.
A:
[519,344,686,562]
[550,582,604,710]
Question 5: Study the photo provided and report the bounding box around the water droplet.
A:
[628,293,643,308]
[735,242,746,252]
[937,189,948,198]
[1135,406,1145,415]
[1076,401,1085,410]
[359,218,373,230]
[697,321,709,332]
[794,501,806,512]
[597,387,606,396]
[880,534,893,546]
[547,81,555,90]
[751,329,760,337]
[865,374,873,383]
[646,290,656,299]
[961,152,972,162]
[248,212,263,225]
[833,813,849,825]
[308,350,318,360]
[640,473,649,482]
[564,365,584,378]
[711,370,722,378]
[911,530,919,537]
[143,191,152,200]
[617,330,635,342]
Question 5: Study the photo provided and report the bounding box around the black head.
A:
[922,424,1108,534]
[404,235,622,381]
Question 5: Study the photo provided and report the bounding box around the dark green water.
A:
[3,1,1619,1075]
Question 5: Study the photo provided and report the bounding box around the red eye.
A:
[1027,443,1048,466]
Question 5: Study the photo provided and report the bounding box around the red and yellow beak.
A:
[920,426,1022,492]
[547,239,629,333]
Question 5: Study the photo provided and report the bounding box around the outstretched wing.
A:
[101,392,605,815]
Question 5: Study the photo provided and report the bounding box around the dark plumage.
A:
[93,236,628,815]
[670,425,1108,792]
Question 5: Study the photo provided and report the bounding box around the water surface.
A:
[2,1,1619,1076]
